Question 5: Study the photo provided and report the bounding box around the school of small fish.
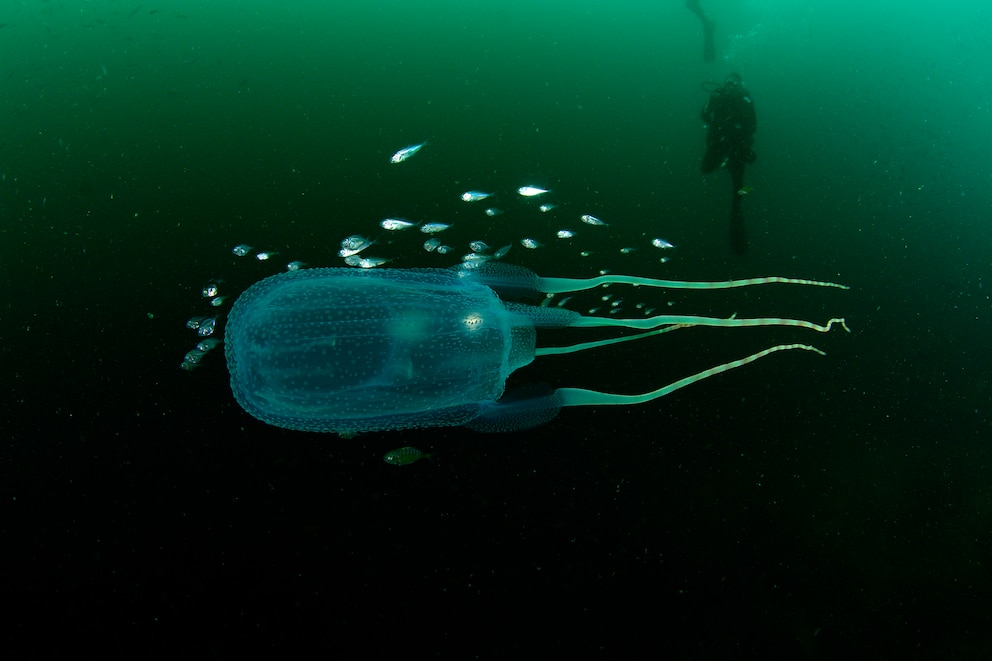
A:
[323,141,677,274]
[182,140,681,372]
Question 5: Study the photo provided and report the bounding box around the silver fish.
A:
[340,237,373,257]
[459,260,485,271]
[423,238,441,252]
[556,230,575,239]
[539,203,557,213]
[493,244,512,259]
[420,222,451,234]
[196,338,221,352]
[462,253,492,265]
[517,186,549,197]
[344,255,390,268]
[469,240,491,253]
[460,191,492,202]
[340,243,374,257]
[341,235,372,250]
[286,260,308,271]
[202,283,220,298]
[184,349,207,364]
[580,214,608,226]
[232,244,252,257]
[256,250,278,261]
[197,317,218,337]
[381,218,417,231]
[390,141,426,163]
[651,238,675,249]
[484,207,503,217]
[520,238,542,249]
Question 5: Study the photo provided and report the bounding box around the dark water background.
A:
[2,0,991,656]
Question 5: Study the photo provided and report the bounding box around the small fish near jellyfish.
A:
[380,219,417,231]
[383,447,432,466]
[517,185,549,197]
[419,222,451,234]
[341,235,373,251]
[580,214,608,227]
[344,255,391,269]
[389,141,427,164]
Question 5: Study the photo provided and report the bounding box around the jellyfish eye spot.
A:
[462,313,484,330]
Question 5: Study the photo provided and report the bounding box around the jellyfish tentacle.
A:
[537,274,850,294]
[535,324,687,357]
[570,314,850,333]
[554,343,828,407]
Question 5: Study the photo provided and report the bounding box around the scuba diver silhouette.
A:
[685,0,716,62]
[700,72,757,254]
